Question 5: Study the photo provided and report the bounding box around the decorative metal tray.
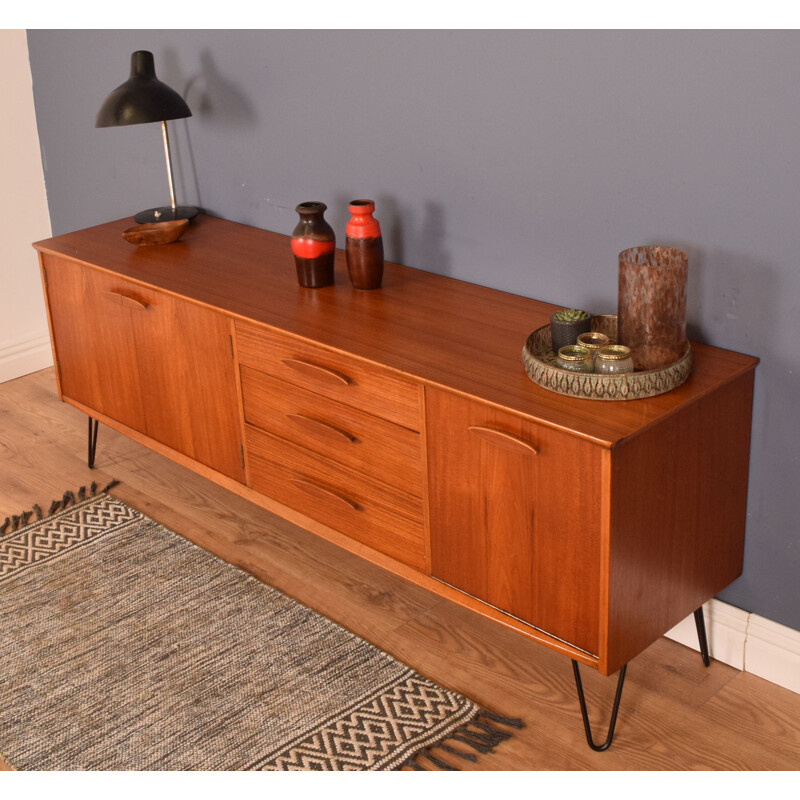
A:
[522,315,692,401]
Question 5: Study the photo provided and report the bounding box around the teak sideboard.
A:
[34,215,758,742]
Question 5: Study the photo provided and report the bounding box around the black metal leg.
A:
[694,606,711,667]
[88,417,99,469]
[572,661,627,752]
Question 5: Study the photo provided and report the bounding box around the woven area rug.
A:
[0,485,521,771]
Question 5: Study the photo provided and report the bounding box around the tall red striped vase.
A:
[345,199,384,290]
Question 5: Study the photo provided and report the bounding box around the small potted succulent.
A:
[550,308,592,354]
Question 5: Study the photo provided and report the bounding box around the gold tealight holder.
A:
[576,331,610,362]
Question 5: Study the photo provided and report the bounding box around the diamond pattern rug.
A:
[0,485,521,771]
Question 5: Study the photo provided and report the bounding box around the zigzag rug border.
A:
[0,479,120,537]
[0,480,129,583]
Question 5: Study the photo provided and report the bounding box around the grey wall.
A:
[27,29,800,631]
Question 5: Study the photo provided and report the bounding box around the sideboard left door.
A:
[43,254,148,436]
[42,255,245,482]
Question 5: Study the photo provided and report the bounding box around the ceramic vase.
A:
[345,199,384,290]
[618,246,688,371]
[291,202,335,288]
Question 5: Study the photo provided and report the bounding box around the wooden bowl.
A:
[122,219,189,246]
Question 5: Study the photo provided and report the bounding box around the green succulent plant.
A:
[552,308,590,322]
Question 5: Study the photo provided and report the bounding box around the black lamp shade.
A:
[95,50,191,127]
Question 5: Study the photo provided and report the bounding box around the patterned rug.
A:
[0,484,521,771]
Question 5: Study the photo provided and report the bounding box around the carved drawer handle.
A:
[104,290,150,311]
[290,478,360,511]
[287,413,357,443]
[468,426,539,455]
[281,358,352,386]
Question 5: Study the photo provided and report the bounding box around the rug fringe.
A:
[1,480,120,536]
[397,709,524,771]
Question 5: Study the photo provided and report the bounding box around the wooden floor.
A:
[2,368,799,772]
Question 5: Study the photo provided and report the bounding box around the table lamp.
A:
[96,50,199,224]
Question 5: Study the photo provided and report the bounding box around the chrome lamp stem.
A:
[160,120,177,214]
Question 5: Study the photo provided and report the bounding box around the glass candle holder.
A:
[556,345,594,373]
[596,345,634,374]
[576,331,610,364]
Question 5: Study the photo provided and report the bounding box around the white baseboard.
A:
[665,599,800,695]
[0,330,53,384]
[745,614,800,695]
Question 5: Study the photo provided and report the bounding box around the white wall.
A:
[0,29,52,383]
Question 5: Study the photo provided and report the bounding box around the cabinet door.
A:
[43,255,244,482]
[426,387,602,655]
[44,256,148,435]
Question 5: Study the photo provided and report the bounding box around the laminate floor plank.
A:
[623,636,739,710]
[1,369,798,772]
[695,671,800,764]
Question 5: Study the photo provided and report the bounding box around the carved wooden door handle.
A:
[105,290,150,311]
[281,358,352,386]
[287,413,356,443]
[468,426,539,455]
[290,478,360,511]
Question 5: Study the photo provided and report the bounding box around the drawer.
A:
[235,321,421,430]
[246,425,426,570]
[240,366,423,497]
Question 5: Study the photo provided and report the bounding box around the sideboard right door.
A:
[425,386,603,656]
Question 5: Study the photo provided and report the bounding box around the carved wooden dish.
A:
[122,219,189,246]
[522,315,692,401]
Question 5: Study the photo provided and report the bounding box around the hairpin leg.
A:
[572,661,627,751]
[88,417,99,469]
[694,607,711,667]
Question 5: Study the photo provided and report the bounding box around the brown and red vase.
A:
[618,245,688,371]
[291,201,335,288]
[345,199,384,290]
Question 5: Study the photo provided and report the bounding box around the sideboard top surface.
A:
[34,214,758,447]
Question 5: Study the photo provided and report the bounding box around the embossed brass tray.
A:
[522,315,692,401]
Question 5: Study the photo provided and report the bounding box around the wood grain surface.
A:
[426,387,603,656]
[42,254,245,481]
[240,366,423,496]
[34,216,758,448]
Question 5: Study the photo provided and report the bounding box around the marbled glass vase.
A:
[618,246,688,371]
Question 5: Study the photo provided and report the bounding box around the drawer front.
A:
[240,366,423,497]
[235,321,421,430]
[246,425,426,570]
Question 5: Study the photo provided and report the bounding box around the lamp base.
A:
[134,205,200,224]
